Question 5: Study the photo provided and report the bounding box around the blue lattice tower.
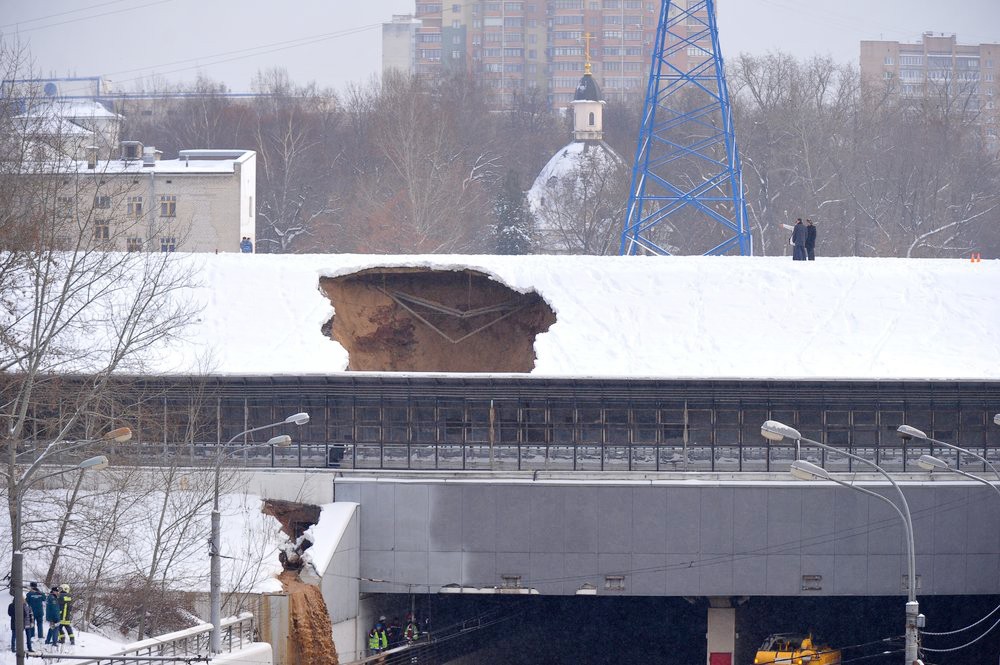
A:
[619,0,751,256]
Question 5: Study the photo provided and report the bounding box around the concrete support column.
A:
[706,606,735,665]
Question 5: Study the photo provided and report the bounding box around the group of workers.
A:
[368,613,423,655]
[8,581,75,654]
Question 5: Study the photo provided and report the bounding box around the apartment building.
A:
[53,144,256,254]
[860,33,999,146]
[386,1,712,109]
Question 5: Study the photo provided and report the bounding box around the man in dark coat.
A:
[8,595,34,653]
[45,588,61,647]
[791,218,807,261]
[805,219,817,260]
[25,583,45,643]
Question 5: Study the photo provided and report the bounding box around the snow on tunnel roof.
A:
[153,253,999,381]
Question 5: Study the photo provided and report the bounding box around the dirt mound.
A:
[280,570,339,665]
[321,268,556,372]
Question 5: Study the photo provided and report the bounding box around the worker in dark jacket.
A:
[805,219,817,260]
[57,584,74,646]
[45,588,61,647]
[25,583,45,643]
[791,218,807,261]
[8,595,34,653]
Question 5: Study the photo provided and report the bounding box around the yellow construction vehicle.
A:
[753,633,841,664]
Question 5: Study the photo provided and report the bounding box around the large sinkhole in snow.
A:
[320,268,556,372]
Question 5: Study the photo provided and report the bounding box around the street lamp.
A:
[209,414,307,653]
[916,454,1000,503]
[763,420,922,664]
[9,427,125,665]
[897,424,1000,484]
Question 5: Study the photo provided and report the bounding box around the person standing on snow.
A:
[25,583,45,645]
[805,219,817,260]
[56,584,74,646]
[45,588,61,647]
[791,218,807,261]
[8,595,34,653]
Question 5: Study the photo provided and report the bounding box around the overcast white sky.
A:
[1,0,998,93]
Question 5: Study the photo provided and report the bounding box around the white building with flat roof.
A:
[55,144,256,254]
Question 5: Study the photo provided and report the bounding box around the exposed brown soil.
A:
[262,499,322,540]
[320,268,556,372]
[280,570,339,665]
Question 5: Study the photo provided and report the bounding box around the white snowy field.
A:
[145,253,1000,380]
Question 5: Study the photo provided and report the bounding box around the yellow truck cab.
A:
[753,633,841,665]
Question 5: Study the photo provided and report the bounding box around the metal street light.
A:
[763,420,922,664]
[916,454,1000,504]
[897,424,1000,484]
[209,415,307,653]
[9,428,123,665]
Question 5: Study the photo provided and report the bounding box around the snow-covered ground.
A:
[0,588,124,664]
[1,488,286,662]
[143,253,1000,380]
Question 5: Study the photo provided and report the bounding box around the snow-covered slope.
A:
[150,253,1000,381]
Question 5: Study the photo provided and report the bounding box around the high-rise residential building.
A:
[385,1,713,110]
[860,33,999,147]
[383,15,422,75]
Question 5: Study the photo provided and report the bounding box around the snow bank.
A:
[146,253,1000,380]
[302,503,358,578]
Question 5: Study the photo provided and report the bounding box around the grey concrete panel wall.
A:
[334,477,1000,598]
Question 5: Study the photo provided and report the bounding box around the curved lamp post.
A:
[898,424,1000,484]
[209,413,307,653]
[763,420,921,665]
[916,452,1000,502]
[9,426,126,665]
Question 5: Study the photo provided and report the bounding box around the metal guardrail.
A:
[70,613,256,665]
[97,439,1000,475]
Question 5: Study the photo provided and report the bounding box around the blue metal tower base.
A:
[619,0,751,256]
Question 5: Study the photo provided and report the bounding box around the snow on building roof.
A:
[57,150,255,175]
[150,253,1000,381]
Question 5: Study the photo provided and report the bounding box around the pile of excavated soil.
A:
[321,268,556,372]
[280,570,339,665]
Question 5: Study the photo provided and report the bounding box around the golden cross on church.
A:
[583,32,593,75]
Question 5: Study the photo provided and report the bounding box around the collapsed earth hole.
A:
[320,268,557,372]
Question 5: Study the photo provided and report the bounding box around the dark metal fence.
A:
[29,376,995,474]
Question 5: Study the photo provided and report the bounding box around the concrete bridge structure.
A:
[243,466,1000,663]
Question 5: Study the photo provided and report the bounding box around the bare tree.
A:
[250,68,341,253]
[0,40,198,637]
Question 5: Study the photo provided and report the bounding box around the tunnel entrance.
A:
[320,268,556,372]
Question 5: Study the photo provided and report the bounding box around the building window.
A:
[605,575,626,591]
[589,111,595,125]
[884,56,894,65]
[452,3,460,10]
[94,195,111,209]
[126,237,143,252]
[127,196,143,217]
[883,71,894,79]
[93,221,110,240]
[160,237,176,252]
[160,195,176,217]
[57,196,75,217]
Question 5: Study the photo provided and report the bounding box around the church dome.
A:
[573,73,601,102]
